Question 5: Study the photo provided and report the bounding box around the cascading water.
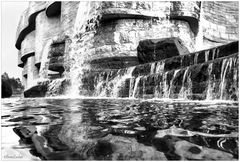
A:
[58,1,238,101]
[94,67,135,97]
[65,1,98,96]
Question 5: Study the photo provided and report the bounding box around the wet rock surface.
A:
[24,84,48,98]
[137,37,189,64]
[89,56,139,70]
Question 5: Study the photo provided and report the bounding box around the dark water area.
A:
[1,97,239,160]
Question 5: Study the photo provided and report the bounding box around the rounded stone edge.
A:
[15,2,46,50]
[46,1,61,17]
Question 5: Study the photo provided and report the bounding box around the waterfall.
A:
[66,1,96,96]
[219,57,234,100]
[206,63,213,100]
[94,67,135,97]
[131,76,141,98]
[178,67,190,99]
[168,69,180,98]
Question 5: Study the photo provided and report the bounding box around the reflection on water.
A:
[1,98,239,160]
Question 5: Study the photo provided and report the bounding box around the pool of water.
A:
[1,97,239,160]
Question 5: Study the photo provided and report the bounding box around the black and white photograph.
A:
[1,1,239,160]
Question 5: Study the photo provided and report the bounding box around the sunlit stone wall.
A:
[35,11,61,67]
[66,1,200,70]
[15,1,238,92]
[202,1,239,49]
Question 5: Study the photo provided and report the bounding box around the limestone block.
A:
[202,1,239,44]
[137,37,189,64]
[89,56,139,70]
[24,84,48,98]
[61,1,80,37]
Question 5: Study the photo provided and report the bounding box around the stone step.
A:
[126,54,238,100]
[131,41,238,77]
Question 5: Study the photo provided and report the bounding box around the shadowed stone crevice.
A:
[137,37,190,64]
[21,52,35,63]
[48,42,65,76]
[46,2,61,17]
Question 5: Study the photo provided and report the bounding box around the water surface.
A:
[1,97,238,160]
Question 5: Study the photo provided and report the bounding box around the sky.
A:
[1,1,28,79]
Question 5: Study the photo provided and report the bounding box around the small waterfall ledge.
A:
[24,41,239,101]
[81,41,239,100]
[18,2,238,100]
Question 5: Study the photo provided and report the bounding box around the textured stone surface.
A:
[202,1,239,48]
[15,1,239,94]
[170,1,201,35]
[60,1,80,37]
[91,18,195,62]
[48,42,65,74]
[24,83,48,98]
[89,56,139,69]
[137,37,189,64]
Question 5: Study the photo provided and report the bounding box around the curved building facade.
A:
[15,1,238,91]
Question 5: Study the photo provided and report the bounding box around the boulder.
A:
[24,84,48,98]
[1,79,12,98]
[137,37,189,64]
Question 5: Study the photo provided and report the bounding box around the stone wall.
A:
[15,1,238,93]
[92,18,195,61]
[202,1,239,48]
